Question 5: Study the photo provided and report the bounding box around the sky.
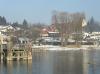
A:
[0,0,100,25]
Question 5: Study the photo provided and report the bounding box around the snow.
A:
[32,45,87,51]
[32,44,100,51]
[47,47,85,51]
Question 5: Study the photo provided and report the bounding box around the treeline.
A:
[0,16,27,28]
[1,15,100,42]
[0,16,46,41]
[84,17,100,32]
[0,16,46,30]
[0,16,7,25]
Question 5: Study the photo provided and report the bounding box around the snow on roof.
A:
[18,37,29,41]
[48,31,59,33]
[0,25,14,30]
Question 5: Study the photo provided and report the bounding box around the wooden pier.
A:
[0,38,32,61]
[0,47,32,61]
[7,49,32,60]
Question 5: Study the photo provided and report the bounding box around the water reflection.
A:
[32,49,100,74]
[32,50,53,74]
[88,49,100,74]
[0,60,32,74]
[52,50,83,74]
[1,49,100,74]
[82,50,89,74]
[32,50,84,74]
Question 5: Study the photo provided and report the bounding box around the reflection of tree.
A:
[27,60,32,74]
[53,51,83,74]
[4,60,32,74]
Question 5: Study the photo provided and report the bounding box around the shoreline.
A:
[32,45,100,51]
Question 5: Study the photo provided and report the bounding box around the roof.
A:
[48,31,59,34]
[18,37,29,41]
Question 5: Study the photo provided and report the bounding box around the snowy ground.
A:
[32,45,90,51]
[32,44,100,51]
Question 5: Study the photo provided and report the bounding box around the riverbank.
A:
[32,45,100,51]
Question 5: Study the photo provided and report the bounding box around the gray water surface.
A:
[0,49,100,74]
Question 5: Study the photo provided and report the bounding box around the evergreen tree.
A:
[12,22,19,27]
[22,19,28,29]
[0,16,7,25]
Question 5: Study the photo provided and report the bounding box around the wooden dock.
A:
[0,43,32,61]
[0,49,32,61]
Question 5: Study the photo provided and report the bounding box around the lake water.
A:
[0,49,100,74]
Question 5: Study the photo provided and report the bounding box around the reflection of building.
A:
[3,60,32,74]
[53,51,83,74]
[83,50,89,74]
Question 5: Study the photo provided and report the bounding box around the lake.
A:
[0,49,100,74]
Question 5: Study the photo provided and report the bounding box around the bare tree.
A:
[52,11,85,46]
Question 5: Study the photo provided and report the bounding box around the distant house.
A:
[12,37,32,50]
[39,25,61,45]
[40,28,49,37]
[40,24,59,36]
[18,37,30,44]
[0,25,14,32]
[0,32,10,50]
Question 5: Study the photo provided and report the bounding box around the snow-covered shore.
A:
[32,45,100,51]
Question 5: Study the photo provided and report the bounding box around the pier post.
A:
[7,51,13,61]
[27,51,32,60]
